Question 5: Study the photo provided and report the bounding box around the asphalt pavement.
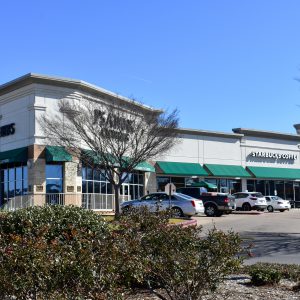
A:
[193,210,300,265]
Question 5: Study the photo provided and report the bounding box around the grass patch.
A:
[169,218,186,224]
[102,215,185,224]
[102,215,114,222]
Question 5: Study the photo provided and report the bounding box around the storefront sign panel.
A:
[0,123,15,138]
[249,151,297,160]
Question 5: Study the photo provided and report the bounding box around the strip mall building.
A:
[1,73,300,211]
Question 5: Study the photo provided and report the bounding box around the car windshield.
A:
[271,196,282,200]
[252,193,263,198]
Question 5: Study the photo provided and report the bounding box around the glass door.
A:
[121,183,131,201]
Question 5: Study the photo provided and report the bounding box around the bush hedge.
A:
[249,265,282,286]
[244,262,300,284]
[0,205,243,300]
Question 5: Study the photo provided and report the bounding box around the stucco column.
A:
[241,179,247,192]
[145,172,157,194]
[28,145,46,206]
[63,160,81,206]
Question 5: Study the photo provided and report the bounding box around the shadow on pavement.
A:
[241,231,300,264]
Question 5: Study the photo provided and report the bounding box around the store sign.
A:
[250,151,297,160]
[0,123,15,138]
[93,109,134,142]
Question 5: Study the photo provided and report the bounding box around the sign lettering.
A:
[0,123,15,138]
[250,151,297,160]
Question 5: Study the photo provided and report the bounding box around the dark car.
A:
[176,187,235,217]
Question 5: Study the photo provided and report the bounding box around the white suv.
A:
[232,192,267,211]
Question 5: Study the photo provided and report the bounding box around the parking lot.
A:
[193,210,300,265]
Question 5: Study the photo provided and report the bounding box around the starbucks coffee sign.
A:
[250,151,297,160]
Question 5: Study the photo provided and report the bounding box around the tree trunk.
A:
[114,184,121,216]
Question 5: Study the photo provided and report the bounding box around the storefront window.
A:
[255,180,265,195]
[274,181,284,198]
[285,181,294,201]
[0,164,28,205]
[228,179,241,194]
[46,164,63,193]
[120,171,144,199]
[205,178,217,186]
[82,166,112,194]
[156,176,185,192]
[247,180,255,192]
[204,178,241,194]
[157,177,170,192]
[219,179,228,193]
[265,181,276,196]
[170,177,185,189]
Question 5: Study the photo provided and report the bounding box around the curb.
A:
[172,219,198,227]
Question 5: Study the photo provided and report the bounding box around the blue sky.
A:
[1,1,300,134]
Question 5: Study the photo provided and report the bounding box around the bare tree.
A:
[40,97,179,215]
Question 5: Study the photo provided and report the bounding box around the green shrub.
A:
[250,265,282,286]
[243,263,300,283]
[115,206,243,300]
[0,205,118,300]
[0,205,243,300]
[0,205,108,240]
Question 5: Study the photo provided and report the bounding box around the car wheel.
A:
[267,205,274,212]
[205,205,217,217]
[279,209,285,212]
[171,207,184,218]
[242,203,251,211]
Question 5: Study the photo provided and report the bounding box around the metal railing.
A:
[0,195,34,211]
[81,193,131,210]
[0,193,131,212]
[46,193,66,206]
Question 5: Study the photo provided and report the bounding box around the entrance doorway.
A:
[120,184,130,201]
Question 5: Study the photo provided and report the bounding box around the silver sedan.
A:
[121,192,204,217]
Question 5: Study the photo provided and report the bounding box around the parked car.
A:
[265,196,291,212]
[176,187,235,217]
[120,192,204,217]
[232,192,267,211]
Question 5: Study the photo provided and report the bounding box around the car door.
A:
[233,193,242,208]
[138,194,162,212]
[159,193,176,211]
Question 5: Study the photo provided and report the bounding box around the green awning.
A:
[204,164,251,178]
[247,166,300,179]
[0,147,28,164]
[189,181,217,189]
[156,161,208,176]
[134,161,155,172]
[45,146,72,162]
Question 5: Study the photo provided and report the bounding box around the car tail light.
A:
[224,197,229,203]
[250,197,257,200]
[191,200,196,207]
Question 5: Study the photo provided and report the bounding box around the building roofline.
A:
[0,73,163,113]
[232,128,300,141]
[177,127,244,138]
